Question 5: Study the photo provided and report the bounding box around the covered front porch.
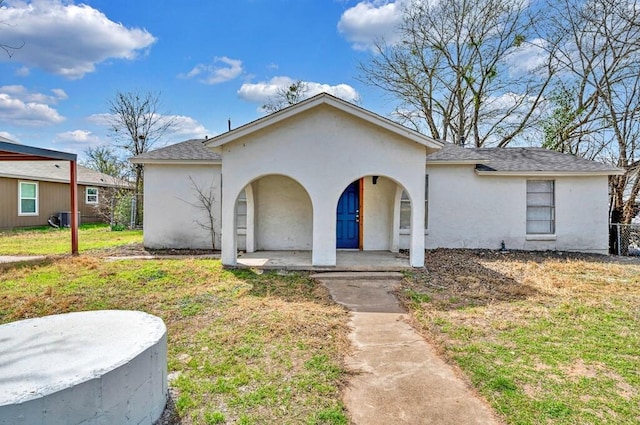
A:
[236,250,412,271]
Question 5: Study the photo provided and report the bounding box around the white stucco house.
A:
[131,93,622,268]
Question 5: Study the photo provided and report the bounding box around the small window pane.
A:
[21,183,36,198]
[400,199,411,229]
[86,187,99,204]
[236,190,247,230]
[21,199,36,214]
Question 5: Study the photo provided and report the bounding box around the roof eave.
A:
[0,172,129,186]
[474,169,624,177]
[129,158,222,165]
[0,142,77,161]
[426,159,488,165]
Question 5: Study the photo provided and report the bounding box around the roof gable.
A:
[205,93,443,150]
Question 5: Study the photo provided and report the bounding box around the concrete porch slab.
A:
[235,251,412,271]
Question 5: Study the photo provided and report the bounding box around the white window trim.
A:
[526,180,555,235]
[526,234,557,241]
[18,181,38,216]
[86,187,99,204]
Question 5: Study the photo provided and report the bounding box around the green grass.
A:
[0,257,350,424]
[0,223,142,255]
[402,253,640,425]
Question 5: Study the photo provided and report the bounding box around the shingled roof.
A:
[426,143,622,174]
[425,142,490,162]
[131,139,221,163]
[0,161,129,187]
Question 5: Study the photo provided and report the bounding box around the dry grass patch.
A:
[401,249,640,425]
[0,257,351,425]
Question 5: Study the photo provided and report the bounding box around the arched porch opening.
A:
[335,175,413,253]
[234,174,313,253]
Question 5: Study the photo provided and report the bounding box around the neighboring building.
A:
[0,160,128,229]
[131,94,623,268]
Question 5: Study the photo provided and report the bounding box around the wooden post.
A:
[70,160,79,254]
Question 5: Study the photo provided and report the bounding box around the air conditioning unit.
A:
[58,211,81,228]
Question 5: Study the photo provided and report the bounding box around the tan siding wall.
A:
[0,177,106,229]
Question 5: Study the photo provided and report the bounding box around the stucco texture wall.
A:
[362,176,396,250]
[253,175,313,250]
[143,164,221,250]
[423,165,610,254]
[219,103,430,266]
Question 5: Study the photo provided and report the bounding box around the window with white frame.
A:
[86,187,99,204]
[19,181,38,215]
[399,175,429,230]
[526,180,555,234]
[236,190,247,231]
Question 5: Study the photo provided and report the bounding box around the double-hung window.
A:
[236,190,247,231]
[19,181,38,215]
[86,187,99,204]
[399,175,429,230]
[526,180,555,234]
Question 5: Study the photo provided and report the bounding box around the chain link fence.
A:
[610,223,640,256]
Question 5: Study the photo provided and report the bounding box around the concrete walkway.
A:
[0,255,46,265]
[312,272,502,425]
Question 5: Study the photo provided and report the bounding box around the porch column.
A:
[409,186,425,268]
[221,181,237,266]
[312,195,336,266]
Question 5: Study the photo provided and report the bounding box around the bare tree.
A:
[359,0,556,147]
[82,146,132,229]
[83,146,127,179]
[0,0,24,57]
[183,176,217,250]
[106,91,175,225]
[262,80,308,113]
[541,83,608,159]
[543,0,640,225]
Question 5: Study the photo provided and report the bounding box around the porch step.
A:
[310,272,404,281]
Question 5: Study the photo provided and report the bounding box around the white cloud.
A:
[15,66,30,77]
[0,85,65,126]
[87,113,211,144]
[238,76,360,110]
[0,131,21,143]
[504,38,551,76]
[179,56,243,85]
[166,115,210,139]
[0,85,67,104]
[337,0,409,51]
[0,0,156,79]
[53,129,102,149]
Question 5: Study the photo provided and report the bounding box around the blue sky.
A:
[0,0,407,159]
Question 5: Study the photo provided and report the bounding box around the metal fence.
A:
[610,223,640,256]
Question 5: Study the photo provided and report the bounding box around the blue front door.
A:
[336,181,360,249]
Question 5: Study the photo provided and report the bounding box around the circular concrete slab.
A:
[0,310,167,425]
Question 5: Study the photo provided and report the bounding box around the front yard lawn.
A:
[401,249,640,425]
[0,257,350,425]
[2,245,638,424]
[0,223,142,255]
